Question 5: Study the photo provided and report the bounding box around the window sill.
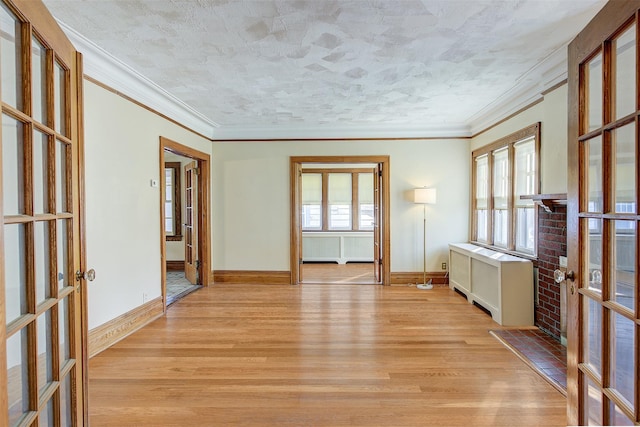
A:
[469,241,538,262]
[520,193,567,213]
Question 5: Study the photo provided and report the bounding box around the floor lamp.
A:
[413,187,436,290]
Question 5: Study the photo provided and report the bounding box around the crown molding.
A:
[468,43,569,136]
[58,21,219,139]
[211,123,471,141]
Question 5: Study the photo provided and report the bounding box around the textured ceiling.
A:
[43,0,606,137]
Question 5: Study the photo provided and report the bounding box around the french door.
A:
[1,0,86,425]
[184,161,199,285]
[568,1,640,425]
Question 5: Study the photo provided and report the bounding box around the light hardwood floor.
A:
[301,262,376,283]
[88,285,566,426]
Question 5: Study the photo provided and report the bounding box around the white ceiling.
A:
[42,0,607,139]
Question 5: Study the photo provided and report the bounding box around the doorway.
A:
[290,156,390,285]
[159,137,211,309]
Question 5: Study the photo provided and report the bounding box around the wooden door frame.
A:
[159,137,211,311]
[567,1,640,424]
[290,156,391,285]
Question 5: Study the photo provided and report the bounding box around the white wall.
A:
[83,80,212,329]
[471,84,569,194]
[212,139,470,273]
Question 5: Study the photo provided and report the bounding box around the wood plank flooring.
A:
[301,262,376,283]
[88,285,566,426]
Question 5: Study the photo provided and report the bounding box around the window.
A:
[301,169,374,231]
[472,123,540,255]
[164,162,182,241]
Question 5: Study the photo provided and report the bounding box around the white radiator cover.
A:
[449,243,534,326]
[303,232,373,264]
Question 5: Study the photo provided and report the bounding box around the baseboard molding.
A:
[390,272,449,286]
[166,260,184,271]
[88,297,164,358]
[213,270,291,285]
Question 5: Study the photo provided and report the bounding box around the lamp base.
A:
[417,279,433,290]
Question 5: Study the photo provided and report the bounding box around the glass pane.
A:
[584,297,602,379]
[476,209,488,242]
[587,136,603,213]
[32,37,47,125]
[54,61,67,136]
[302,173,322,204]
[584,374,603,425]
[39,397,54,427]
[587,52,603,132]
[59,297,71,366]
[610,401,634,426]
[37,311,53,396]
[60,373,72,427]
[493,148,509,209]
[329,204,351,230]
[586,218,603,294]
[302,204,321,229]
[328,173,351,204]
[57,219,69,290]
[358,173,373,204]
[475,155,488,209]
[611,312,635,408]
[5,223,27,324]
[3,114,25,215]
[35,221,51,305]
[33,130,50,214]
[614,25,636,119]
[514,137,536,200]
[0,3,22,109]
[612,220,636,310]
[515,207,535,253]
[56,140,68,213]
[7,329,29,426]
[613,125,636,213]
[493,209,508,247]
[359,203,374,230]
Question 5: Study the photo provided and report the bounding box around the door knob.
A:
[554,269,575,283]
[76,269,96,282]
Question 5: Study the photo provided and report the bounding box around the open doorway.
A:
[160,137,211,308]
[290,156,390,285]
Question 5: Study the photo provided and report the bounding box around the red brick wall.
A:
[535,205,567,340]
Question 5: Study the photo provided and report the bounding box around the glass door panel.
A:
[612,125,636,213]
[2,115,25,215]
[0,3,22,110]
[4,223,27,324]
[586,136,603,213]
[36,311,54,396]
[612,220,635,310]
[34,221,51,305]
[586,217,603,293]
[610,312,635,408]
[614,24,636,120]
[583,297,603,379]
[6,329,29,426]
[54,61,67,136]
[31,37,48,125]
[33,130,50,215]
[586,53,603,132]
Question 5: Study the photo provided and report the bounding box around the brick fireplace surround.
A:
[534,205,567,341]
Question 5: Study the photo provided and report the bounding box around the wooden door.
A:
[1,0,86,425]
[373,163,382,283]
[184,161,199,284]
[568,1,640,424]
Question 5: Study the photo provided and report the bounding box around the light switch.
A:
[559,256,567,268]
[150,179,159,188]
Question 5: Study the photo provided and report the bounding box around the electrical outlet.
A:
[143,292,148,303]
[441,262,447,270]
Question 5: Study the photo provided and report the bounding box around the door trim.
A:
[290,156,391,285]
[159,137,211,311]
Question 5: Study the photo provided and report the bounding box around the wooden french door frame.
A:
[1,0,87,425]
[183,161,198,285]
[159,137,211,311]
[568,1,640,425]
[290,156,390,286]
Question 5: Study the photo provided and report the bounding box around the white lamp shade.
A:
[413,187,436,204]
